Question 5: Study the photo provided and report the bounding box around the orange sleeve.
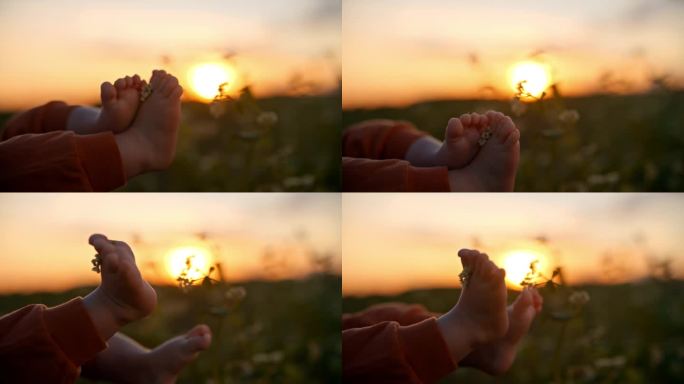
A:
[343,303,440,329]
[342,157,450,192]
[0,298,107,384]
[343,318,456,384]
[1,101,75,139]
[0,131,126,191]
[342,119,427,160]
[0,101,126,191]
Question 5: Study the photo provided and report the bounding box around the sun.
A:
[501,249,550,290]
[509,61,551,100]
[188,62,235,101]
[165,246,213,281]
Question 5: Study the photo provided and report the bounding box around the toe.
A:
[88,234,121,273]
[132,74,141,88]
[486,111,516,142]
[183,325,212,353]
[161,75,179,96]
[479,114,489,128]
[150,70,167,89]
[124,76,132,88]
[468,113,479,126]
[459,113,472,126]
[504,128,521,147]
[186,324,211,338]
[114,78,126,90]
[100,82,116,104]
[445,117,464,141]
[531,288,543,313]
[512,288,533,316]
[458,248,478,267]
[171,85,184,99]
[89,234,115,253]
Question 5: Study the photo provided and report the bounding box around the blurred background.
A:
[0,0,341,191]
[343,0,684,191]
[0,193,341,383]
[342,193,684,383]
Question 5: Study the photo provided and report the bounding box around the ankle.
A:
[83,289,126,340]
[436,310,479,363]
[115,130,150,179]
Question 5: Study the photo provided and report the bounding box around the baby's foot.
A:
[117,70,182,174]
[460,287,543,375]
[97,75,143,133]
[138,325,212,384]
[83,234,157,340]
[434,113,487,169]
[437,249,509,362]
[448,111,520,191]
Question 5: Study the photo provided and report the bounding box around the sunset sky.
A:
[0,0,339,110]
[343,0,684,108]
[343,194,684,295]
[0,194,340,293]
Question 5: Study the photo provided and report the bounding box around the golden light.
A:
[188,62,235,101]
[165,246,213,281]
[509,61,551,100]
[501,249,550,290]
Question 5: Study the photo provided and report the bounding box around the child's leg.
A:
[81,326,211,384]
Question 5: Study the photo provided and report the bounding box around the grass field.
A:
[343,89,684,191]
[0,274,341,384]
[0,91,341,192]
[343,279,684,384]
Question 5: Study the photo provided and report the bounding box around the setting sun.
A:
[188,63,235,101]
[501,249,550,290]
[509,61,551,99]
[166,246,213,281]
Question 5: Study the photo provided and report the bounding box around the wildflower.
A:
[594,355,626,369]
[520,260,540,287]
[558,109,580,124]
[209,101,226,118]
[459,266,473,287]
[140,84,153,102]
[225,286,247,304]
[91,254,102,273]
[252,351,284,364]
[478,126,493,146]
[568,290,590,306]
[256,111,278,127]
[282,175,315,189]
[588,172,620,185]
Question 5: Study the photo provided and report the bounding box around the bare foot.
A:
[83,234,157,340]
[97,75,143,133]
[437,249,509,362]
[115,70,182,177]
[138,324,212,384]
[448,111,520,191]
[460,287,543,375]
[434,113,487,169]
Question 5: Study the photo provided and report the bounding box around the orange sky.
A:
[342,194,684,296]
[342,0,684,108]
[0,194,340,293]
[0,0,340,110]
